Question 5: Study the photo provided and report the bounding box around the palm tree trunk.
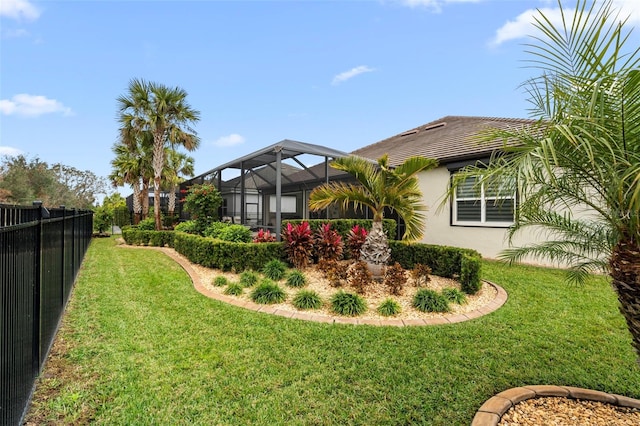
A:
[132,180,142,224]
[609,238,640,365]
[361,220,391,266]
[168,184,176,216]
[141,179,150,220]
[152,136,165,230]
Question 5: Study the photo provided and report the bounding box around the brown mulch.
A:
[498,397,640,426]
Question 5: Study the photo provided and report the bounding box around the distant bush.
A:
[137,217,156,231]
[217,224,252,243]
[174,220,200,234]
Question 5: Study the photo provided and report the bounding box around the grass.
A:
[26,237,640,425]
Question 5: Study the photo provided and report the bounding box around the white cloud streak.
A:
[490,0,640,47]
[0,146,23,157]
[332,66,375,85]
[212,134,245,147]
[0,94,74,117]
[0,0,40,21]
[399,0,480,13]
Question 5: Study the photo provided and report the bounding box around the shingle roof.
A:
[351,115,536,167]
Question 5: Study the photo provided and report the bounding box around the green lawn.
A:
[27,237,640,425]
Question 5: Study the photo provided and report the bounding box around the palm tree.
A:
[164,149,195,217]
[117,78,200,230]
[448,0,640,361]
[309,154,438,267]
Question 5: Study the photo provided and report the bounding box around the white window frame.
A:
[452,175,515,227]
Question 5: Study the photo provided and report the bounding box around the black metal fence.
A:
[0,203,93,426]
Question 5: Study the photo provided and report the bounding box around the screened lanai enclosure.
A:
[179,140,358,240]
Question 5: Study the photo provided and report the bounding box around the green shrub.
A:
[217,224,252,243]
[442,288,467,305]
[137,217,156,231]
[173,233,286,272]
[377,298,401,317]
[203,221,231,238]
[262,259,287,281]
[413,289,450,313]
[286,270,307,288]
[239,271,260,287]
[250,280,287,304]
[122,229,174,247]
[292,290,323,310]
[460,254,482,294]
[224,282,244,296]
[174,220,200,234]
[330,291,367,316]
[213,276,229,287]
[182,183,223,230]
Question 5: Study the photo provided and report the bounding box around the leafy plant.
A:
[282,221,314,269]
[286,270,307,288]
[413,289,450,313]
[347,224,368,260]
[262,259,287,281]
[314,223,344,261]
[317,259,348,287]
[442,288,467,305]
[137,217,156,231]
[239,270,260,287]
[410,263,432,287]
[330,291,367,316]
[347,261,373,295]
[203,221,231,239]
[253,228,276,243]
[174,220,199,234]
[217,224,252,243]
[224,282,244,296]
[377,298,401,317]
[182,183,223,230]
[213,276,229,287]
[292,290,323,310]
[383,262,407,295]
[250,280,286,304]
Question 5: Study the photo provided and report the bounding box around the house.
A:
[179,116,543,261]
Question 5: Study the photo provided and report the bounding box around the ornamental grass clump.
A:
[292,290,323,310]
[286,270,307,288]
[282,221,314,269]
[377,298,401,317]
[224,282,244,296]
[330,291,367,316]
[413,289,450,313]
[442,287,467,305]
[213,276,229,287]
[250,279,287,304]
[239,270,260,287]
[262,259,287,281]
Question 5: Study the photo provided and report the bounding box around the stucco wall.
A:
[418,166,548,264]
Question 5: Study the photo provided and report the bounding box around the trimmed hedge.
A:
[390,241,482,295]
[122,229,175,247]
[283,219,397,241]
[172,232,286,272]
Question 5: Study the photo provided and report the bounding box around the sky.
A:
[2,0,640,198]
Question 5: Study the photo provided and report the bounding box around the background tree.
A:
[182,183,223,233]
[0,154,106,208]
[117,78,200,230]
[164,149,195,218]
[309,154,437,267]
[448,0,640,361]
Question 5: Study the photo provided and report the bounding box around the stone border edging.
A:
[471,385,640,426]
[134,244,508,326]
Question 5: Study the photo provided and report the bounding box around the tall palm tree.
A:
[164,149,195,217]
[449,0,640,361]
[117,78,200,230]
[309,154,438,266]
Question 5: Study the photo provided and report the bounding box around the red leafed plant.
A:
[314,223,344,262]
[253,228,276,243]
[282,221,314,269]
[347,225,368,260]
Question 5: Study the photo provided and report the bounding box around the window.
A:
[452,175,515,226]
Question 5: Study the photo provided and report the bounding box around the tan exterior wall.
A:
[418,166,550,265]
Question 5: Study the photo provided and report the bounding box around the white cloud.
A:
[212,133,245,147]
[0,146,23,156]
[490,1,640,47]
[0,94,74,117]
[0,0,40,21]
[399,0,480,13]
[331,66,375,85]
